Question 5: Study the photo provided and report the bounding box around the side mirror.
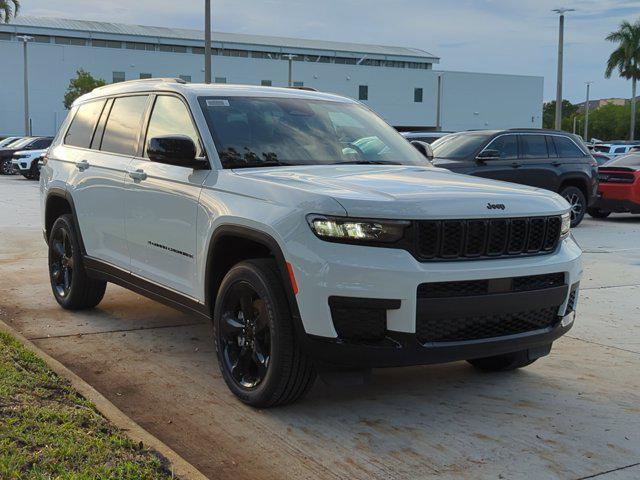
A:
[476,149,500,162]
[411,140,434,161]
[147,135,209,169]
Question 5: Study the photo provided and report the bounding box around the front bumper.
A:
[304,314,575,369]
[287,231,582,368]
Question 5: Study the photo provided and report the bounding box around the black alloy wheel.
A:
[50,225,74,299]
[560,186,586,227]
[219,281,271,389]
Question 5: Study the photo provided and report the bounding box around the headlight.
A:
[560,212,571,239]
[307,215,409,243]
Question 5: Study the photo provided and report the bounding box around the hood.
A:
[233,165,569,219]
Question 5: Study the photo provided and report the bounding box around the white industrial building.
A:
[0,16,544,136]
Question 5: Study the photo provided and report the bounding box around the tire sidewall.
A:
[561,186,586,227]
[213,261,289,405]
[48,215,84,308]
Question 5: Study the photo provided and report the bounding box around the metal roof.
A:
[4,16,439,61]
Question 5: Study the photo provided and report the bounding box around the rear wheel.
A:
[560,186,586,227]
[48,214,107,310]
[214,259,316,407]
[587,207,611,219]
[468,349,539,371]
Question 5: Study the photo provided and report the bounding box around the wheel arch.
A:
[204,225,303,334]
[44,188,84,253]
[559,176,589,199]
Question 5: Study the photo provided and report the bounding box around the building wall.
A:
[0,38,543,136]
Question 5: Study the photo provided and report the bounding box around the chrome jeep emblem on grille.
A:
[487,203,506,210]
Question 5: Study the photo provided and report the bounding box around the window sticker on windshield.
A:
[206,99,230,107]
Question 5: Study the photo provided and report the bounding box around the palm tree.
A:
[606,19,640,140]
[0,0,20,23]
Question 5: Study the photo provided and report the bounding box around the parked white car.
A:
[0,136,23,148]
[12,148,47,180]
[401,130,453,144]
[592,142,640,160]
[41,79,582,407]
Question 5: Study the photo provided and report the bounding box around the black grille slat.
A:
[416,216,562,261]
[416,307,559,343]
[418,273,565,299]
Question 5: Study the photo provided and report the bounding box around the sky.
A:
[17,0,640,103]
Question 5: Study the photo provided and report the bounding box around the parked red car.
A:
[588,153,640,218]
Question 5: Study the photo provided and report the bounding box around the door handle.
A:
[511,162,521,169]
[552,161,562,167]
[76,160,90,171]
[128,169,147,181]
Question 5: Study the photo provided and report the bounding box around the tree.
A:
[63,69,106,109]
[605,19,640,140]
[0,0,19,23]
[543,100,578,130]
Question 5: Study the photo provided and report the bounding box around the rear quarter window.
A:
[553,136,585,158]
[64,100,106,148]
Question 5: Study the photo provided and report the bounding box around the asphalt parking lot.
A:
[1,174,639,480]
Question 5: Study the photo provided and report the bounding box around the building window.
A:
[293,81,304,87]
[0,32,11,40]
[32,34,51,43]
[91,39,106,48]
[359,85,368,101]
[215,77,227,84]
[179,75,192,83]
[112,71,125,83]
[93,39,121,48]
[192,46,204,54]
[55,36,85,46]
[261,80,272,86]
[159,44,186,53]
[222,48,248,57]
[414,88,423,103]
[127,42,156,51]
[139,73,152,79]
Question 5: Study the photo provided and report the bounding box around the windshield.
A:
[199,96,429,168]
[431,133,490,159]
[4,137,33,149]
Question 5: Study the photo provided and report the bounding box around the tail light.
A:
[41,153,49,165]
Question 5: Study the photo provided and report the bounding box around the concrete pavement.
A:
[1,175,639,479]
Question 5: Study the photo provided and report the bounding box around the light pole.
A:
[17,35,33,135]
[283,54,297,87]
[204,0,212,83]
[553,8,575,130]
[584,81,593,141]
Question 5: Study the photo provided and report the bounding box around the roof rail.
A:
[287,86,319,92]
[93,77,186,92]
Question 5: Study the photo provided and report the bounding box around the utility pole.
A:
[17,35,33,136]
[584,81,593,141]
[436,74,443,131]
[283,54,296,87]
[553,8,575,130]
[572,115,577,134]
[204,0,212,83]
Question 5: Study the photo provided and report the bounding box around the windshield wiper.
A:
[331,160,402,165]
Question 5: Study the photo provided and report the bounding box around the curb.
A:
[0,319,209,480]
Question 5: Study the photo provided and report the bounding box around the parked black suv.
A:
[430,129,598,226]
[0,136,53,175]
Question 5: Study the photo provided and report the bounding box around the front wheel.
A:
[0,159,15,175]
[213,259,316,407]
[587,207,611,219]
[560,186,586,227]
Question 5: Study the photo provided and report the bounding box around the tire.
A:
[587,207,611,219]
[28,161,40,181]
[467,349,538,372]
[48,214,107,310]
[0,158,14,175]
[213,258,316,407]
[560,186,586,227]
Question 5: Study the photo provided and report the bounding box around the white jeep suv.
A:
[41,79,582,407]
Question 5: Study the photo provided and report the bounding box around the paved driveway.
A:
[1,175,639,479]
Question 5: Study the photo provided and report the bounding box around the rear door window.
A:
[100,95,149,155]
[554,136,585,158]
[614,147,627,154]
[485,135,518,159]
[64,100,106,148]
[519,135,548,159]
